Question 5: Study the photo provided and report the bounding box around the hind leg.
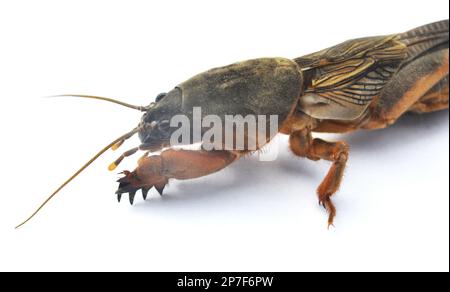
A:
[289,129,349,227]
[364,49,449,129]
[409,75,449,113]
[116,149,240,204]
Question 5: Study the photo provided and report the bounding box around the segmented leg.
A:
[409,75,449,113]
[116,149,240,204]
[289,129,349,227]
[364,48,449,129]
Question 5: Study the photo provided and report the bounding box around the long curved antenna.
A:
[15,128,139,229]
[47,94,149,111]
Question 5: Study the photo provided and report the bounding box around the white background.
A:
[0,0,448,272]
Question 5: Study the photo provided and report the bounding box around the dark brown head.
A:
[138,88,183,151]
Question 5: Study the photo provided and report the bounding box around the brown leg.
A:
[290,129,349,227]
[365,49,449,129]
[116,149,240,204]
[409,75,449,113]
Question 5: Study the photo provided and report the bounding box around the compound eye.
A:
[155,93,167,102]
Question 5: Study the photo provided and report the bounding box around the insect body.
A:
[17,20,449,228]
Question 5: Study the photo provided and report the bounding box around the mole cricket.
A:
[16,20,449,228]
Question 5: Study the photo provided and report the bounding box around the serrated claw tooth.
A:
[117,193,122,203]
[142,187,152,200]
[155,184,165,196]
[129,191,137,205]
